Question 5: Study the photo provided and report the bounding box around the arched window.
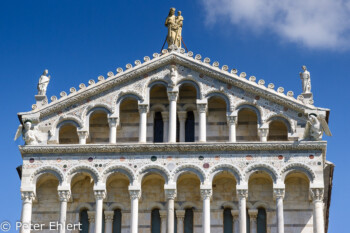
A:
[79,209,89,233]
[184,208,193,233]
[237,109,258,141]
[59,124,79,144]
[223,208,233,233]
[154,112,164,142]
[257,208,267,233]
[268,120,288,141]
[88,111,109,144]
[113,209,122,233]
[185,111,195,142]
[151,209,161,233]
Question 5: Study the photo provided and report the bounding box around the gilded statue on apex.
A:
[165,8,183,48]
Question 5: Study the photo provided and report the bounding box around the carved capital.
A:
[248,209,258,221]
[161,112,169,121]
[104,211,114,223]
[176,210,186,220]
[231,210,239,221]
[227,115,237,125]
[165,189,177,200]
[258,127,269,138]
[21,191,35,203]
[167,91,178,102]
[200,189,212,200]
[87,211,95,223]
[94,190,106,200]
[77,130,89,139]
[58,190,71,202]
[159,210,167,219]
[273,188,285,199]
[197,103,207,113]
[177,111,187,121]
[310,188,324,202]
[138,104,149,114]
[129,189,141,200]
[108,117,118,127]
[236,189,248,199]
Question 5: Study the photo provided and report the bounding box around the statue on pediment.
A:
[299,66,311,94]
[165,8,183,48]
[37,69,51,96]
[304,114,332,141]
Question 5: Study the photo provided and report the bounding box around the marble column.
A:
[138,104,149,143]
[104,211,114,233]
[167,91,178,143]
[274,189,285,233]
[197,100,207,142]
[94,190,106,233]
[20,191,35,233]
[227,114,237,142]
[248,210,258,233]
[161,112,169,142]
[237,189,248,233]
[129,189,141,233]
[178,111,187,142]
[108,117,118,144]
[176,210,185,233]
[58,190,71,233]
[200,188,212,233]
[165,189,177,233]
[231,210,239,233]
[258,125,269,142]
[311,188,325,233]
[160,210,167,233]
[87,211,95,233]
[77,130,89,145]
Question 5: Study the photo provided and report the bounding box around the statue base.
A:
[301,93,313,105]
[35,95,48,109]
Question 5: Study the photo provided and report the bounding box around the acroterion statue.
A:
[299,65,311,94]
[165,8,183,48]
[37,69,51,96]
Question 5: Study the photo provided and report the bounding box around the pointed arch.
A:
[244,163,279,184]
[172,164,207,183]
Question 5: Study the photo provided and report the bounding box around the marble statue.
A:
[165,8,183,48]
[304,114,332,141]
[14,121,41,145]
[299,66,311,94]
[37,69,51,96]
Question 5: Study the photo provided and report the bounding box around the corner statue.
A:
[37,69,51,96]
[165,8,183,48]
[299,66,311,94]
[14,120,41,145]
[303,114,332,141]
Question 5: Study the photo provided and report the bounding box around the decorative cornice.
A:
[19,52,319,120]
[19,141,327,155]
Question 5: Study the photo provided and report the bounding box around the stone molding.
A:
[19,141,326,155]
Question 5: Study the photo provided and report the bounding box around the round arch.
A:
[66,165,100,185]
[138,164,171,184]
[31,165,65,186]
[244,163,279,184]
[208,164,243,185]
[172,164,207,183]
[102,165,136,185]
[177,79,201,99]
[280,163,316,183]
[235,103,263,125]
[266,114,293,133]
[205,91,231,112]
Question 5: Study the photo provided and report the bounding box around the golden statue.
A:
[165,8,183,48]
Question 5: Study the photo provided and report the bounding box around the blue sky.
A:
[0,0,349,232]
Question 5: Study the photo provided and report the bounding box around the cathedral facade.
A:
[16,46,333,233]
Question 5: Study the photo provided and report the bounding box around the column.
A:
[197,100,207,142]
[248,210,258,233]
[200,188,212,233]
[108,117,118,144]
[310,188,325,233]
[165,189,177,233]
[87,211,95,233]
[227,114,237,142]
[104,211,114,233]
[274,189,285,233]
[138,104,148,143]
[58,190,71,233]
[231,210,239,233]
[77,130,89,145]
[161,112,169,142]
[237,189,248,233]
[94,190,106,233]
[129,189,141,233]
[160,210,167,233]
[20,191,35,233]
[167,91,178,143]
[258,125,269,142]
[176,210,185,233]
[178,111,187,142]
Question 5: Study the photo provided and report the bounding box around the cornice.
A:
[19,141,327,155]
[19,51,319,119]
